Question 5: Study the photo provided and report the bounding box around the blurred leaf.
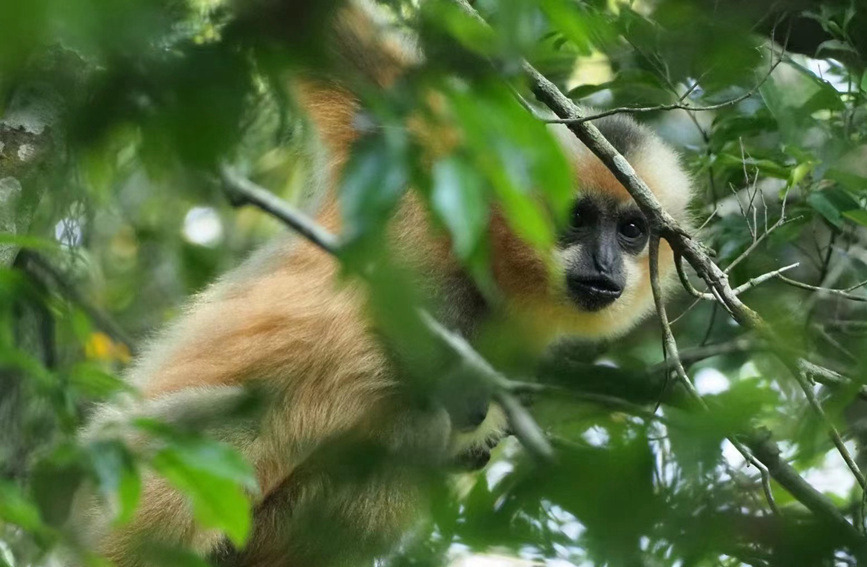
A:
[828,144,867,191]
[421,0,497,58]
[134,419,257,546]
[69,362,129,398]
[431,155,489,260]
[817,39,859,56]
[760,61,846,144]
[86,440,141,526]
[138,544,214,567]
[537,0,610,55]
[0,480,45,533]
[0,233,61,253]
[133,419,257,490]
[789,161,816,187]
[446,82,572,248]
[843,209,867,227]
[150,446,254,547]
[807,187,859,228]
[30,445,86,528]
[340,129,409,244]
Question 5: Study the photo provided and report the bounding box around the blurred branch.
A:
[16,251,136,355]
[218,166,554,463]
[419,312,553,462]
[220,165,339,254]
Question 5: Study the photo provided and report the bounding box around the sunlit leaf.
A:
[150,445,254,547]
[0,479,45,532]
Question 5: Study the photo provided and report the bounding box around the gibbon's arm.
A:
[76,239,411,561]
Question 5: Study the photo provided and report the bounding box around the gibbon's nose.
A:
[592,240,619,276]
[566,273,623,311]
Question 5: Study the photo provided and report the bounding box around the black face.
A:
[558,196,649,311]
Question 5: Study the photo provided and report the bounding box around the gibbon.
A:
[73,3,693,567]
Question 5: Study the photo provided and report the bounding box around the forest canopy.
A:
[3,0,867,566]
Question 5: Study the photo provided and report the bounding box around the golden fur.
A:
[72,4,693,566]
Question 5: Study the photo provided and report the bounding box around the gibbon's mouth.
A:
[566,275,623,311]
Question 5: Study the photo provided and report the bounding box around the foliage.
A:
[3,0,867,566]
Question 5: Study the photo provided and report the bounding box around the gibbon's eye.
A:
[570,199,594,229]
[618,215,648,249]
[620,221,643,239]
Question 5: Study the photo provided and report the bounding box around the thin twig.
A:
[650,235,780,515]
[541,41,784,125]
[790,368,867,492]
[678,256,800,298]
[731,263,799,295]
[778,275,867,302]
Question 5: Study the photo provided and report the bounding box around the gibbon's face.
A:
[489,117,692,344]
[557,194,649,313]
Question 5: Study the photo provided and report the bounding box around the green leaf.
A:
[842,209,867,227]
[816,39,859,56]
[788,161,816,187]
[431,155,489,260]
[828,145,867,191]
[0,480,45,532]
[807,188,859,228]
[537,0,610,54]
[30,447,86,528]
[135,421,258,547]
[134,420,258,490]
[340,129,409,243]
[421,0,497,57]
[446,82,572,249]
[0,233,61,252]
[151,446,254,547]
[760,60,845,143]
[86,440,141,526]
[69,363,129,399]
[139,544,214,567]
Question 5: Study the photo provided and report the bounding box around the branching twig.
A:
[650,236,780,515]
[677,254,799,298]
[731,263,799,295]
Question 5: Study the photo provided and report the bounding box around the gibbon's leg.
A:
[212,400,452,567]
